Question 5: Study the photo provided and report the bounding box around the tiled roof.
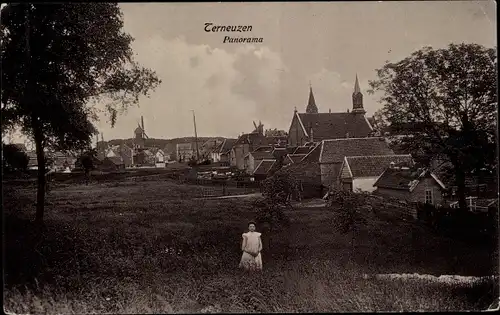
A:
[373,167,445,191]
[272,147,289,159]
[254,159,276,175]
[288,154,307,163]
[297,112,372,140]
[320,137,394,164]
[251,151,274,160]
[373,167,424,190]
[344,154,413,178]
[253,145,273,152]
[293,146,313,155]
[215,138,237,154]
[234,132,268,146]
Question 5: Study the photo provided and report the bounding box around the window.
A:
[425,189,433,204]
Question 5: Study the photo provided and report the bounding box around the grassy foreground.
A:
[3,179,498,313]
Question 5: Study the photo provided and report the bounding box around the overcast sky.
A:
[7,1,497,144]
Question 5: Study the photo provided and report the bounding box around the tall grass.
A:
[3,180,498,313]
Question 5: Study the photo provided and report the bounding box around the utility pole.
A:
[192,110,200,161]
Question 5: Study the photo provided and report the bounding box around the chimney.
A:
[310,127,314,142]
[329,109,331,113]
[345,132,349,138]
[347,109,350,113]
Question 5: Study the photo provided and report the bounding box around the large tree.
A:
[1,4,161,223]
[368,43,497,211]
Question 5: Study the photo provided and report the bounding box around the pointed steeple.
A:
[354,74,361,94]
[352,74,365,114]
[306,82,318,114]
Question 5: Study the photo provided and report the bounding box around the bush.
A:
[326,190,371,257]
[2,143,29,173]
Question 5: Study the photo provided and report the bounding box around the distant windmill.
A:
[136,116,150,139]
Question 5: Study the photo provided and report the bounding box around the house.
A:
[318,137,395,189]
[373,166,447,207]
[46,151,77,172]
[244,149,275,174]
[176,143,194,162]
[277,137,394,196]
[230,128,269,170]
[106,144,134,167]
[253,159,277,181]
[101,156,126,172]
[338,154,413,192]
[147,147,167,167]
[287,76,373,147]
[199,138,224,161]
[276,142,324,198]
[74,154,103,171]
[211,138,237,164]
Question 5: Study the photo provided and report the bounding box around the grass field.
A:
[3,178,498,313]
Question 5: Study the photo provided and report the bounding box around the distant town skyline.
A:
[6,1,497,145]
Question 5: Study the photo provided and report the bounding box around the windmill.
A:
[136,116,150,139]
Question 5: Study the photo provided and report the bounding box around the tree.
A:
[371,108,388,134]
[326,190,370,261]
[1,4,161,223]
[254,172,303,250]
[368,43,497,211]
[2,143,29,173]
[80,148,98,185]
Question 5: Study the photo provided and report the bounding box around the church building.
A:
[287,75,374,146]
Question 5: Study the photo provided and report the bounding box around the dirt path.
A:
[194,192,262,200]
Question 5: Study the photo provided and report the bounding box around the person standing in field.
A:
[239,221,263,271]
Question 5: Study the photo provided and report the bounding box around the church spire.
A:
[352,74,365,114]
[354,74,361,94]
[306,82,318,114]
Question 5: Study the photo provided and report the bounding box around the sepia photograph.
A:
[2,1,498,313]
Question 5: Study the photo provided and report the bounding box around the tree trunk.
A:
[34,127,46,224]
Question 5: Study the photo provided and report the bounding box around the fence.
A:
[367,195,418,220]
[367,194,497,243]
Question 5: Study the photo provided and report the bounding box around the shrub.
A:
[326,190,371,259]
[2,143,29,173]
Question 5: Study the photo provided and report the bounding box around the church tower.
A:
[352,74,366,114]
[305,84,318,114]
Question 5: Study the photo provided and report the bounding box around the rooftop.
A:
[344,154,413,178]
[320,137,394,164]
[297,112,373,140]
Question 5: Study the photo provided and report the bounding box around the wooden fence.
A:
[367,195,418,220]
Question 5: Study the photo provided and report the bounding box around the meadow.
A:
[3,177,498,313]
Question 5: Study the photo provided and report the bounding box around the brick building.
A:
[287,76,374,147]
